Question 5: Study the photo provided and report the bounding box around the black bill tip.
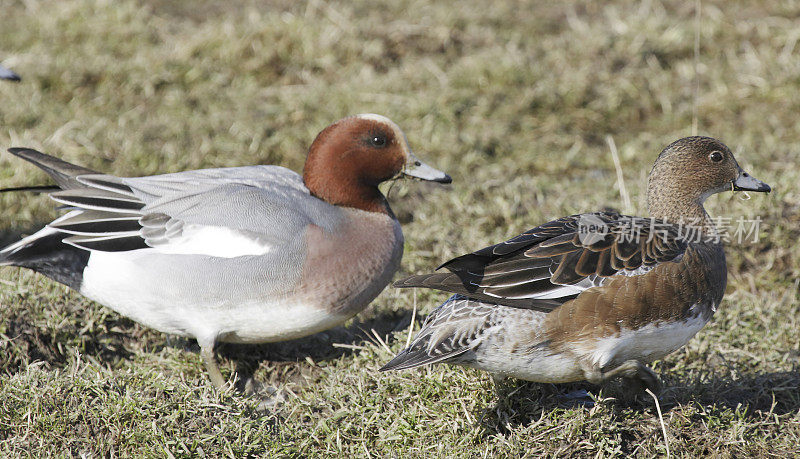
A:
[434,173,453,184]
[732,171,771,193]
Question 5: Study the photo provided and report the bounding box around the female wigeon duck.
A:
[382,137,770,394]
[0,114,451,388]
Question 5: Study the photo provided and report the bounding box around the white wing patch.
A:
[481,273,603,300]
[150,224,272,257]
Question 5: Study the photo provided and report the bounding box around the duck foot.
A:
[560,389,595,408]
[584,359,663,397]
[241,377,287,411]
[491,373,508,398]
[606,360,662,395]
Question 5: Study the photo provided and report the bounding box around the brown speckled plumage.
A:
[383,137,770,392]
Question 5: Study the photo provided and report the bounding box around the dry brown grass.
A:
[1,0,798,456]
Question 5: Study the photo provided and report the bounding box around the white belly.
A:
[78,209,403,346]
[455,305,709,384]
[580,314,709,369]
[80,251,364,345]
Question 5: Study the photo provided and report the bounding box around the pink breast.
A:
[297,209,403,315]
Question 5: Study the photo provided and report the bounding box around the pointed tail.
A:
[1,148,96,288]
[6,148,98,190]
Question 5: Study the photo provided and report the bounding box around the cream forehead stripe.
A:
[354,113,411,150]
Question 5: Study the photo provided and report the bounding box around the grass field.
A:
[1,0,798,456]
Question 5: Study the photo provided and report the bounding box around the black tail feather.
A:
[0,185,60,194]
[0,149,96,289]
[0,231,88,290]
[380,346,468,372]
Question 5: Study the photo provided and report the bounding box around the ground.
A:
[0,0,798,456]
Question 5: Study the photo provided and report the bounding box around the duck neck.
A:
[647,182,719,239]
[303,167,390,215]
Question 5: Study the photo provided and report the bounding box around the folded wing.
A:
[395,212,688,312]
[8,148,342,257]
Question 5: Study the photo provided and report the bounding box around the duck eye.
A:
[709,151,723,162]
[369,134,387,148]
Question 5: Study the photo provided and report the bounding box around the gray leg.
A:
[491,373,506,388]
[200,344,227,389]
[583,360,662,394]
[491,373,512,398]
[196,337,286,407]
[604,360,662,393]
[482,373,514,426]
[200,346,285,409]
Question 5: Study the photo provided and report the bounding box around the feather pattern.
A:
[395,212,688,311]
[383,136,764,386]
[19,160,345,254]
[380,295,499,370]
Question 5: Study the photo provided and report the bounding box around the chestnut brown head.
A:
[303,114,450,214]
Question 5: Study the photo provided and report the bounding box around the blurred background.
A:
[0,0,797,456]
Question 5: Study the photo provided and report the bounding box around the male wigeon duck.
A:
[382,136,770,394]
[0,114,451,388]
[0,63,20,81]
